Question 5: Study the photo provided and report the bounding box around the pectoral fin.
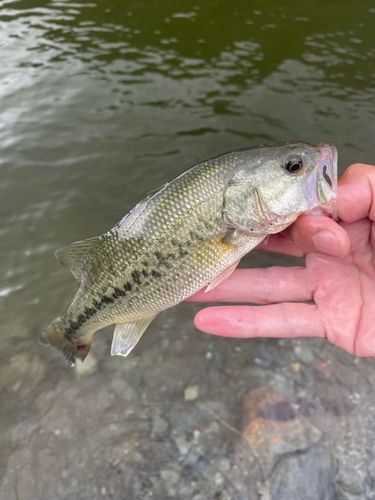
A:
[111,315,157,357]
[205,260,240,293]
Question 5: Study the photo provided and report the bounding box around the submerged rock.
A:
[184,385,199,401]
[270,447,338,500]
[0,351,46,392]
[74,352,98,376]
[242,387,322,475]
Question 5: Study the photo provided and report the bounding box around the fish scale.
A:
[40,142,337,365]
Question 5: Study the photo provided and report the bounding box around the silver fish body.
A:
[40,142,337,365]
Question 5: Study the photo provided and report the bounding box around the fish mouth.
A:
[305,142,338,220]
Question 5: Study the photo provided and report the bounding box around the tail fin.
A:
[39,317,91,367]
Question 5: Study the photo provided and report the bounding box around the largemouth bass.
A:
[41,142,337,365]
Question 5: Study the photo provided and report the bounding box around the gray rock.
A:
[335,480,365,499]
[160,464,182,486]
[75,352,98,375]
[110,378,137,400]
[242,387,322,474]
[294,344,315,364]
[270,448,338,500]
[152,409,169,434]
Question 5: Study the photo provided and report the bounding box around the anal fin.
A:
[111,315,157,357]
[205,260,240,293]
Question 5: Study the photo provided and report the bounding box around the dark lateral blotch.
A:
[132,270,142,285]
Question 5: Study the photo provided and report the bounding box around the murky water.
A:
[1,1,375,499]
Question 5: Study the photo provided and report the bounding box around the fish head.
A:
[223,141,337,235]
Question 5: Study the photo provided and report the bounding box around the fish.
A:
[40,141,337,366]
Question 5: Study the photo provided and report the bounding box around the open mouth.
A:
[317,143,337,190]
[305,143,338,220]
[317,143,338,219]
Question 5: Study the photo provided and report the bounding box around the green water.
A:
[1,1,375,499]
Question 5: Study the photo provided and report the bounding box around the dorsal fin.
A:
[55,237,99,282]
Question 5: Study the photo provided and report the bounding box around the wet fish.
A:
[40,142,337,365]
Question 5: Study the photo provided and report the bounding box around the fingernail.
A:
[313,231,341,256]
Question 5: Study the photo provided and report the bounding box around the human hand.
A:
[187,164,375,357]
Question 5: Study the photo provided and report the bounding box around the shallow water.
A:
[1,1,375,499]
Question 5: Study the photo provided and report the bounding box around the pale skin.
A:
[187,164,375,358]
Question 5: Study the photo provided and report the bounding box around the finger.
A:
[282,214,350,258]
[255,233,305,257]
[194,303,325,339]
[186,267,312,303]
[257,215,350,258]
[337,163,375,223]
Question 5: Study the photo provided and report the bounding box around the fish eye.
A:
[284,154,303,174]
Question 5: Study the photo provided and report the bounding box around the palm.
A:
[305,218,375,356]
